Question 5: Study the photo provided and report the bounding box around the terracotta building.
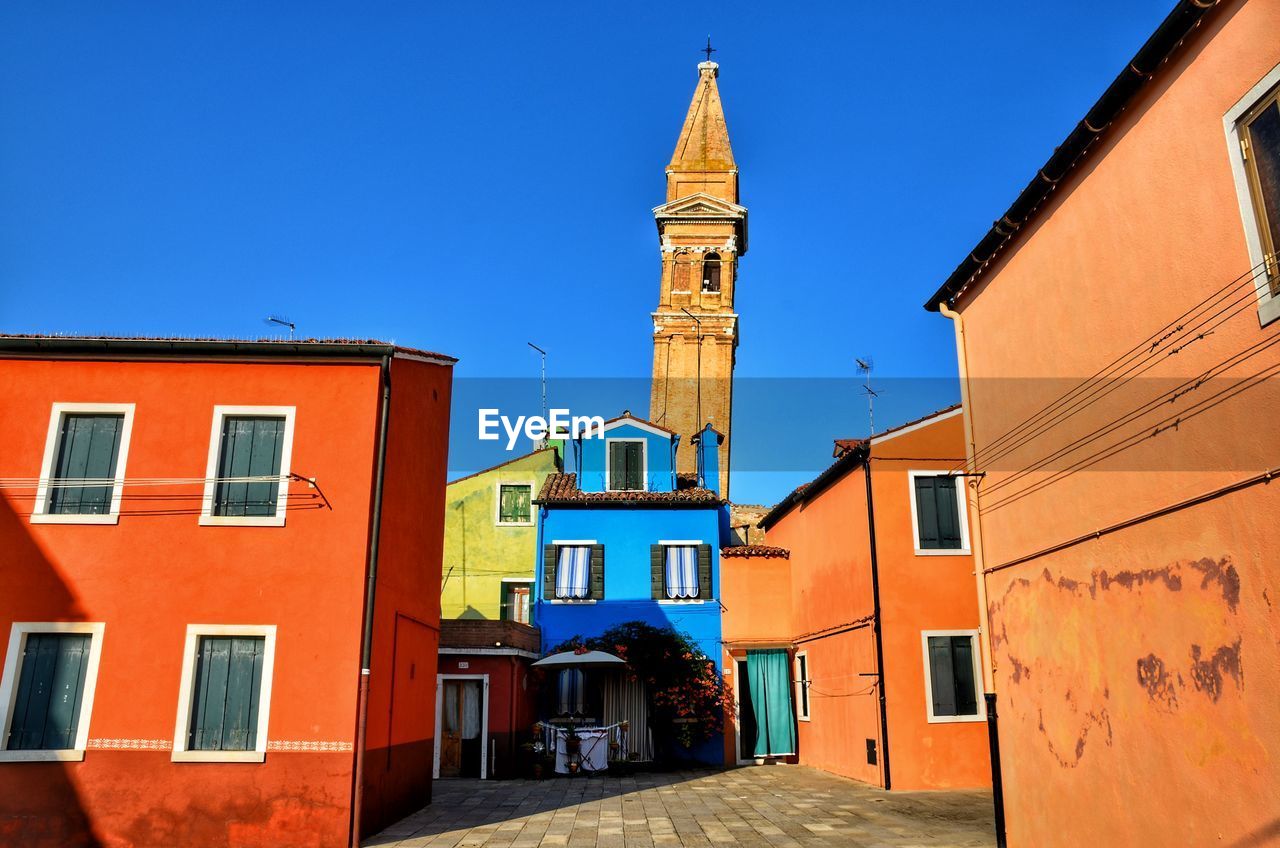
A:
[924,0,1280,844]
[649,60,745,497]
[0,336,453,848]
[749,407,991,790]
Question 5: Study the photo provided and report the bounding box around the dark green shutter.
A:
[543,545,557,600]
[916,476,962,550]
[499,485,531,523]
[625,442,643,490]
[214,417,285,517]
[49,414,123,515]
[650,545,664,598]
[951,637,978,715]
[697,544,713,599]
[189,636,265,752]
[927,636,957,716]
[608,442,627,491]
[589,544,605,599]
[915,477,941,548]
[6,634,90,751]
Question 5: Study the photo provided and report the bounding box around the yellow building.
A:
[441,447,561,620]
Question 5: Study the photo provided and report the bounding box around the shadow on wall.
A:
[0,495,102,847]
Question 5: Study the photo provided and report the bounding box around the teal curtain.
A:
[746,649,796,757]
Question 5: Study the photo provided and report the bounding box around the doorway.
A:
[434,674,489,779]
[735,649,796,763]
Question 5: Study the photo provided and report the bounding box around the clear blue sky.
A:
[0,2,1175,504]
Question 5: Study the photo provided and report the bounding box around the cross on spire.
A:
[702,36,716,63]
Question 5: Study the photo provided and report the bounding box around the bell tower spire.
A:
[649,55,746,497]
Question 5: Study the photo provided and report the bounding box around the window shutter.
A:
[927,636,958,716]
[49,414,123,515]
[951,637,978,715]
[189,636,264,752]
[191,636,231,750]
[936,477,962,549]
[214,417,285,517]
[589,544,605,599]
[7,633,90,750]
[651,545,664,599]
[697,544,713,599]
[915,477,941,549]
[626,442,643,490]
[608,442,627,490]
[543,545,557,600]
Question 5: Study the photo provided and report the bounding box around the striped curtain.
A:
[664,545,699,599]
[603,675,653,761]
[556,546,591,599]
[557,669,584,715]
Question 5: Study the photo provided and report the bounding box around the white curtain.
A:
[556,545,591,599]
[664,545,699,598]
[603,674,652,761]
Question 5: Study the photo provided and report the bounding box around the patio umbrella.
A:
[532,650,626,669]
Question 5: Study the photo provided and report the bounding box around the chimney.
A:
[692,423,724,495]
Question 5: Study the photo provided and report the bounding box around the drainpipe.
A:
[351,355,393,848]
[861,452,891,791]
[938,301,1006,848]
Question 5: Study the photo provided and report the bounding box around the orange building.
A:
[0,336,453,848]
[747,406,991,791]
[924,0,1280,844]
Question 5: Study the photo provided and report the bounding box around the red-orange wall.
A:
[0,352,451,847]
[943,1,1280,843]
[766,414,990,790]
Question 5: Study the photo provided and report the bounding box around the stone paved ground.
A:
[364,766,995,848]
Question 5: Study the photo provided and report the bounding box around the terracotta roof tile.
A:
[0,334,456,362]
[721,545,790,559]
[536,473,722,506]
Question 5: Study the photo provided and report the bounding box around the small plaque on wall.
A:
[458,661,470,669]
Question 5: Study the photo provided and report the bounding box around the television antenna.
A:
[528,342,548,424]
[856,357,877,438]
[265,315,296,340]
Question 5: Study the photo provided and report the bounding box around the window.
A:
[502,580,532,624]
[543,542,603,601]
[795,652,811,721]
[0,623,105,762]
[908,470,970,554]
[1240,85,1280,292]
[1227,66,1280,325]
[557,669,584,715]
[921,631,983,723]
[32,403,135,525]
[172,625,276,762]
[651,542,712,601]
[200,406,295,527]
[606,440,645,491]
[672,252,692,293]
[496,483,532,525]
[702,252,721,293]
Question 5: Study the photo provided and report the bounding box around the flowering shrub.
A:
[550,621,734,748]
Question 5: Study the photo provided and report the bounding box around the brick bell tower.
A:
[649,59,746,498]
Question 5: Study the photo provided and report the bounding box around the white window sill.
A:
[926,714,986,724]
[913,547,971,557]
[0,749,85,763]
[1258,295,1280,328]
[549,598,597,604]
[171,749,266,763]
[797,716,811,723]
[658,599,708,605]
[495,521,534,528]
[199,514,286,528]
[30,513,119,525]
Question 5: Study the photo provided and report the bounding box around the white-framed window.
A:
[656,540,707,603]
[907,470,971,555]
[0,622,106,762]
[605,438,646,492]
[495,481,534,526]
[794,651,811,721]
[548,541,598,602]
[31,403,135,525]
[1226,61,1280,327]
[171,624,276,762]
[501,578,533,623]
[199,406,296,527]
[921,630,984,724]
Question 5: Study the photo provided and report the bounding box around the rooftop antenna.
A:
[528,342,548,424]
[856,357,877,438]
[265,315,296,340]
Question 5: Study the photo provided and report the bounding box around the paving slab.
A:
[364,767,995,848]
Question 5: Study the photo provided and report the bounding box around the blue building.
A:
[533,413,729,765]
